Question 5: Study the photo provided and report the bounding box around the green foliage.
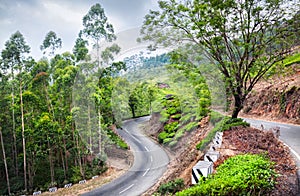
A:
[177,154,277,196]
[140,0,299,118]
[164,121,179,133]
[158,131,169,143]
[282,52,300,67]
[163,137,173,144]
[158,178,184,195]
[160,110,170,123]
[209,111,224,125]
[70,166,83,183]
[196,116,249,150]
[184,121,198,132]
[40,31,62,56]
[171,113,181,120]
[107,129,128,149]
[82,3,116,43]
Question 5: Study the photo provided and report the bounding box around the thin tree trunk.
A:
[48,140,55,185]
[0,127,11,195]
[88,104,92,154]
[20,79,27,192]
[98,110,102,155]
[63,138,68,173]
[75,134,84,178]
[60,148,66,179]
[11,70,18,177]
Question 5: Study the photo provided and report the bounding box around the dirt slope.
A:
[241,64,300,124]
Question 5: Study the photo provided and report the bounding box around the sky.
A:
[0,0,160,60]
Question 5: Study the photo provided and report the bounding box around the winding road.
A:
[83,116,169,196]
[244,117,300,179]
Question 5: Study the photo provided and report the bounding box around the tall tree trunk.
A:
[11,69,18,177]
[63,138,68,173]
[60,148,66,179]
[0,127,11,195]
[47,140,55,185]
[75,134,84,178]
[27,153,34,190]
[88,104,92,154]
[20,79,27,191]
[98,110,102,155]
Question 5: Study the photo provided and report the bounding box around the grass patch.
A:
[283,52,300,67]
[177,154,277,196]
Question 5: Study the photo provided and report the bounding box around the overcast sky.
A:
[0,0,159,60]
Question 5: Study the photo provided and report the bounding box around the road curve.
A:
[83,116,169,196]
[244,118,300,168]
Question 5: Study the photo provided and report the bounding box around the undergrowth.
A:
[196,113,249,150]
[177,154,277,196]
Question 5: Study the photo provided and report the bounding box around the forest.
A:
[1,0,300,195]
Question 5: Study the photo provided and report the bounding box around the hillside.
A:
[142,114,299,195]
[241,64,300,125]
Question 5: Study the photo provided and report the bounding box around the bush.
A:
[158,131,169,143]
[171,113,181,119]
[196,116,249,150]
[179,114,194,124]
[163,137,173,144]
[167,106,179,115]
[160,110,170,123]
[158,178,184,195]
[169,140,177,147]
[164,121,179,133]
[184,121,198,132]
[177,154,277,196]
[174,129,185,140]
[107,129,128,149]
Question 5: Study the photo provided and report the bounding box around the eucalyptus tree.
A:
[40,31,62,56]
[1,31,31,191]
[82,3,116,67]
[140,0,299,118]
[0,127,10,195]
[0,72,11,195]
[73,31,89,62]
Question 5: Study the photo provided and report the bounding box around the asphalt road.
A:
[244,118,300,166]
[83,116,169,196]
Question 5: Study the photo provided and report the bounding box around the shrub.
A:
[196,116,249,150]
[177,154,277,196]
[70,166,83,183]
[167,106,179,115]
[158,178,184,195]
[184,121,198,132]
[107,129,128,149]
[158,131,169,143]
[179,114,194,124]
[164,121,179,133]
[163,138,173,144]
[171,113,181,119]
[169,140,177,147]
[174,129,185,140]
[160,109,170,123]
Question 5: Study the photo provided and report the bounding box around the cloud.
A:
[0,0,159,60]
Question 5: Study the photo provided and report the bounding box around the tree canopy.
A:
[140,0,300,118]
[40,31,62,56]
